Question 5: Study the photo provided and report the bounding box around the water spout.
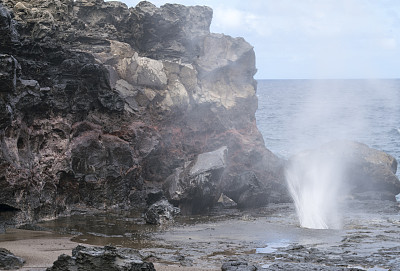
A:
[285,149,345,229]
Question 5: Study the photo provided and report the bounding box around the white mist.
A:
[285,148,345,229]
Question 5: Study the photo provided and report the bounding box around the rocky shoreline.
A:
[0,0,286,230]
[1,0,400,270]
[1,200,400,270]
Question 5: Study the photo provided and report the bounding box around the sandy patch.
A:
[0,229,219,271]
[0,229,83,271]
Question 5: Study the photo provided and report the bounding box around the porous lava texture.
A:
[0,0,285,227]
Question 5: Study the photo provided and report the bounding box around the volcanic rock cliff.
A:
[0,0,285,228]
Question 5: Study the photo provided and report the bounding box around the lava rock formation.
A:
[0,0,285,227]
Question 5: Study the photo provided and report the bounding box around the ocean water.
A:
[255,79,400,177]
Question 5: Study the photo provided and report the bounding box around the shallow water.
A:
[2,79,400,270]
[1,201,393,270]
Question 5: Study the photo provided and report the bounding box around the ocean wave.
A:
[390,128,400,136]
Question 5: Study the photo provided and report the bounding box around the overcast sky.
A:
[117,0,400,79]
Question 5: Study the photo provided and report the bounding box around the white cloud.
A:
[112,0,400,78]
[213,7,243,29]
[212,7,265,36]
[379,38,397,50]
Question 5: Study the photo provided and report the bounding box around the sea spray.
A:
[285,145,347,229]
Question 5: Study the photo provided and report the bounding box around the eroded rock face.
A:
[0,0,285,227]
[0,5,19,51]
[132,1,213,61]
[0,54,18,93]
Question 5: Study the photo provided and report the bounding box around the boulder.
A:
[116,53,168,89]
[164,146,227,214]
[223,171,269,209]
[216,193,237,208]
[144,199,180,225]
[286,140,400,201]
[47,245,155,271]
[114,79,139,113]
[222,261,258,271]
[0,248,25,270]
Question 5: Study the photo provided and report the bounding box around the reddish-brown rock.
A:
[0,0,285,228]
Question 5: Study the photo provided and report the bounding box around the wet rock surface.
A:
[0,248,25,270]
[144,199,180,225]
[164,146,228,214]
[222,261,258,271]
[287,140,400,201]
[31,200,399,271]
[47,245,155,271]
[0,0,285,229]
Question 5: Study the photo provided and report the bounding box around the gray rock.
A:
[222,261,258,271]
[216,193,237,208]
[165,146,228,214]
[223,171,269,209]
[190,146,227,176]
[287,140,400,201]
[19,79,40,91]
[144,199,180,225]
[114,79,139,113]
[133,1,213,61]
[0,248,25,270]
[194,34,257,109]
[47,245,155,271]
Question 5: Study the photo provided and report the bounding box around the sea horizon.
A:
[256,77,400,81]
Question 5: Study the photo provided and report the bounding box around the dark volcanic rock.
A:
[223,171,269,209]
[221,261,258,271]
[0,5,19,51]
[0,54,18,93]
[132,1,213,61]
[164,146,228,214]
[265,262,365,271]
[47,245,155,271]
[0,248,25,270]
[144,198,180,225]
[0,0,285,227]
[0,98,13,129]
